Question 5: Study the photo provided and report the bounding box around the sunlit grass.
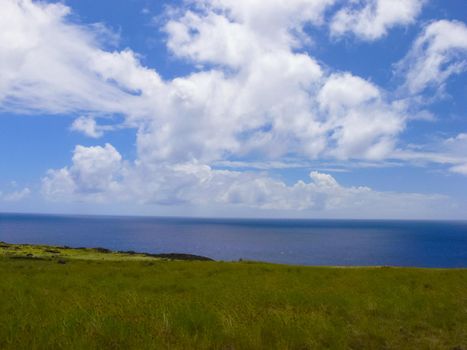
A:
[0,243,466,349]
[0,242,210,261]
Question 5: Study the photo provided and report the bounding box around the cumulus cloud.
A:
[41,143,448,216]
[152,0,408,163]
[0,0,408,165]
[71,116,103,138]
[165,0,335,67]
[42,144,124,201]
[318,73,404,159]
[396,20,467,94]
[0,0,412,162]
[70,116,120,138]
[330,0,425,40]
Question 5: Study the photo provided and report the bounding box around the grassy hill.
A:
[0,242,466,349]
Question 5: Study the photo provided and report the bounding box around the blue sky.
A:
[0,0,466,219]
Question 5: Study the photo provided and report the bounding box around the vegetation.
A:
[0,241,212,261]
[0,242,466,349]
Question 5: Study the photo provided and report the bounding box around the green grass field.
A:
[0,242,466,349]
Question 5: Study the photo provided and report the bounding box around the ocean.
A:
[1,213,466,267]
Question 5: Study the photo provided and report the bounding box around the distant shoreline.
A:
[0,241,214,262]
[2,241,467,269]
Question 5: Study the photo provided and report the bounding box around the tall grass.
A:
[0,257,466,349]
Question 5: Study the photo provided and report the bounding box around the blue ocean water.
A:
[0,213,466,267]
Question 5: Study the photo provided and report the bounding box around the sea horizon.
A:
[3,211,467,223]
[2,212,466,268]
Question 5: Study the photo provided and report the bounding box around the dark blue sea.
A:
[1,213,466,267]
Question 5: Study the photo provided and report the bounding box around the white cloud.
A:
[391,133,467,177]
[155,0,407,162]
[0,187,31,202]
[71,116,103,138]
[318,73,380,112]
[70,116,121,138]
[0,0,162,115]
[330,0,425,40]
[444,133,467,153]
[450,164,467,176]
[444,133,467,175]
[318,73,404,159]
[0,0,408,165]
[396,20,467,94]
[165,0,335,67]
[41,143,449,217]
[42,144,124,201]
